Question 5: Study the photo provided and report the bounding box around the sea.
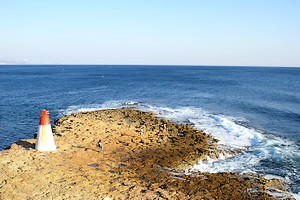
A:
[0,65,299,197]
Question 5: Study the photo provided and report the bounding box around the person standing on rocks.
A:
[97,140,103,152]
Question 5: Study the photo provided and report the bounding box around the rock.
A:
[0,108,291,200]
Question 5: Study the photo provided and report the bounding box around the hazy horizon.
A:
[1,64,299,68]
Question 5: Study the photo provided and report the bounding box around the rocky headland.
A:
[0,108,293,199]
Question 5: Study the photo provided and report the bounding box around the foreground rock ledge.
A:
[0,108,292,200]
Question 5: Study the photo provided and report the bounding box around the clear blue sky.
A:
[1,0,299,66]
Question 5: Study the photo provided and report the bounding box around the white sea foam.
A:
[62,104,103,115]
[61,100,125,116]
[140,105,264,149]
[292,193,300,200]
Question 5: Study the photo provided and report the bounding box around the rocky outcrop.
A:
[0,108,291,199]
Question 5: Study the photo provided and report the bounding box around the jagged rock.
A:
[0,108,292,200]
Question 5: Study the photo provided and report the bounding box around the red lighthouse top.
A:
[39,109,50,125]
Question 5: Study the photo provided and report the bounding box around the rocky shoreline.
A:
[0,108,293,199]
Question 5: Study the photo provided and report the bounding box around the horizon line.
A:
[0,63,299,68]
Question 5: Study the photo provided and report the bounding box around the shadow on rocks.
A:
[111,144,273,200]
[15,140,35,149]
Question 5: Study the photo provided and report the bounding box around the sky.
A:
[0,0,299,66]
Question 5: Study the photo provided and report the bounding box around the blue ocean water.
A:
[0,65,299,195]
